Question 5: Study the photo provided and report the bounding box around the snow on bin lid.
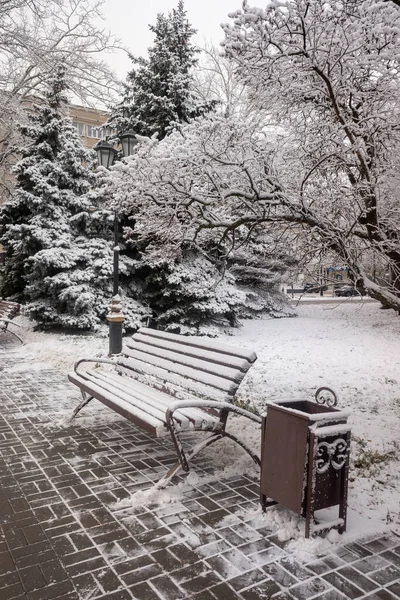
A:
[265,399,351,422]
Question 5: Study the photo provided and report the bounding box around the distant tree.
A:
[109,0,215,141]
[0,0,120,203]
[193,43,269,126]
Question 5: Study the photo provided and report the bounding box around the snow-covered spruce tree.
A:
[0,67,149,330]
[108,116,295,334]
[109,0,215,141]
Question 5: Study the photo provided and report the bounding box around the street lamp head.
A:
[119,130,138,158]
[94,140,118,169]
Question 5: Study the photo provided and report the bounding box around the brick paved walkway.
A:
[1,336,399,600]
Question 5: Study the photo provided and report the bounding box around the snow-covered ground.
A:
[12,301,400,558]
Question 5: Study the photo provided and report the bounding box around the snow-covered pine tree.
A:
[109,0,215,140]
[0,66,150,330]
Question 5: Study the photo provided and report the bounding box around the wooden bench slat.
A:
[128,333,253,372]
[117,354,238,396]
[69,370,222,434]
[136,327,257,363]
[123,344,244,385]
[68,372,166,436]
[87,370,193,427]
[94,370,219,426]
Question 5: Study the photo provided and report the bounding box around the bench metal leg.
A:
[2,329,24,345]
[167,411,194,472]
[156,433,224,489]
[157,428,260,490]
[70,390,94,421]
[166,406,260,487]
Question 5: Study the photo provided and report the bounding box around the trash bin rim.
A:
[265,399,351,422]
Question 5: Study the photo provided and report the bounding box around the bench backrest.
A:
[118,327,257,402]
[0,300,20,321]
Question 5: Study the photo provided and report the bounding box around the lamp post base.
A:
[107,295,125,355]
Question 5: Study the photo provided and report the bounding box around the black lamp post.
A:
[94,132,138,355]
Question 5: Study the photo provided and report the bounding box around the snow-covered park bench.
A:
[68,327,261,486]
[0,299,23,344]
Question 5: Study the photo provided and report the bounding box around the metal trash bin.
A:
[260,397,351,537]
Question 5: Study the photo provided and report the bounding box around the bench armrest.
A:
[166,400,262,424]
[74,357,117,374]
[0,318,21,327]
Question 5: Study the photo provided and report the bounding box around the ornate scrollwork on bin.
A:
[315,387,338,407]
[316,438,348,474]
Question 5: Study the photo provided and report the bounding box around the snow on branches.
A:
[221,0,400,311]
[107,117,296,333]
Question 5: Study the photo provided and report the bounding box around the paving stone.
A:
[191,590,217,600]
[345,542,374,559]
[335,546,360,564]
[247,544,286,566]
[168,542,201,565]
[337,565,378,593]
[2,527,29,550]
[227,568,268,591]
[263,562,298,588]
[388,581,400,597]
[199,509,231,528]
[370,565,400,586]
[40,559,69,584]
[277,557,314,582]
[363,538,397,553]
[353,555,391,575]
[382,550,400,569]
[306,560,330,576]
[25,579,76,600]
[121,563,163,586]
[361,591,398,600]
[130,581,161,600]
[313,591,347,600]
[177,571,220,594]
[61,546,102,566]
[65,555,108,577]
[240,578,281,599]
[93,591,133,600]
[151,548,182,571]
[217,527,246,546]
[289,578,330,600]
[148,574,186,599]
[207,554,241,579]
[238,538,273,555]
[73,572,102,598]
[96,568,127,593]
[19,564,48,592]
[322,571,365,598]
[0,581,26,600]
[208,581,240,599]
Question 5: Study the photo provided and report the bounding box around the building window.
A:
[87,125,104,139]
[72,121,85,136]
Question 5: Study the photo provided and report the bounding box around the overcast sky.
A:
[101,0,242,78]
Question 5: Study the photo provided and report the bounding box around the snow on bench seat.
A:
[68,368,221,437]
